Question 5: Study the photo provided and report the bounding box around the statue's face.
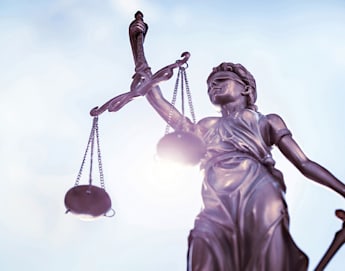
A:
[207,71,246,105]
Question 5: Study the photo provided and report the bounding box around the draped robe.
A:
[187,109,308,271]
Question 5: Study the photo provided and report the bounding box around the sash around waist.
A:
[201,150,260,170]
[201,150,286,191]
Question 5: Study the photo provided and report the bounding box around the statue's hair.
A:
[208,62,258,111]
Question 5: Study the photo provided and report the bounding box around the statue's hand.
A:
[129,11,148,38]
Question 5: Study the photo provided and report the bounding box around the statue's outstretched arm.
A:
[267,113,345,198]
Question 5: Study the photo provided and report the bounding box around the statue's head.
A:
[207,62,257,110]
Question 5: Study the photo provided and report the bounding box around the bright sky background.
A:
[1,0,345,270]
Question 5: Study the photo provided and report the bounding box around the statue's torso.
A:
[200,109,274,168]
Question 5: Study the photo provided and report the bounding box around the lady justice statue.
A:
[146,60,345,271]
[90,12,345,271]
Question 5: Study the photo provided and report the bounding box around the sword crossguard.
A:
[335,209,345,223]
[314,209,345,271]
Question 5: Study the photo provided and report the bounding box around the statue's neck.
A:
[221,101,247,117]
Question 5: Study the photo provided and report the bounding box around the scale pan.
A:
[64,185,112,218]
[157,131,206,165]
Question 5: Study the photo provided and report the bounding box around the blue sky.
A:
[1,0,345,270]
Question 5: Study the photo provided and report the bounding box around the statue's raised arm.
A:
[128,11,194,132]
[90,11,193,120]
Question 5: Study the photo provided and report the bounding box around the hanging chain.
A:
[164,64,196,134]
[94,117,105,189]
[164,68,180,135]
[74,117,96,186]
[182,67,196,124]
[180,68,185,117]
[74,117,106,189]
[88,118,96,186]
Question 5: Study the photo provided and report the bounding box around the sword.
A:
[314,209,345,271]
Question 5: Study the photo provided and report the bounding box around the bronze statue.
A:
[145,61,345,271]
[90,12,345,271]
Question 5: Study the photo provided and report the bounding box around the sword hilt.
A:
[314,209,345,271]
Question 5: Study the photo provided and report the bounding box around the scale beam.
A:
[90,11,190,117]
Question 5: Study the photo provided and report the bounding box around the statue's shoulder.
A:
[264,113,292,145]
[265,113,287,130]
